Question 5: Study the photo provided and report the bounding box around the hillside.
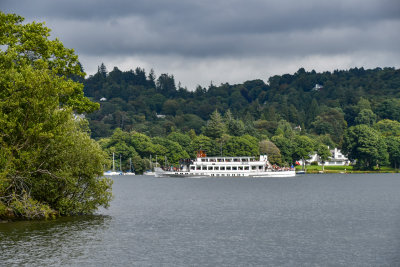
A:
[84,66,400,142]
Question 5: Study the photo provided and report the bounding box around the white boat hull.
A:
[104,171,123,176]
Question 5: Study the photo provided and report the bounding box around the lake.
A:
[1,174,400,266]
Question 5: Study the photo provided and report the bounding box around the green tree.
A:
[311,108,347,143]
[130,131,156,157]
[203,110,226,139]
[385,136,400,169]
[374,119,400,137]
[224,135,259,156]
[227,119,246,136]
[316,143,331,172]
[293,135,315,171]
[259,140,282,165]
[354,109,377,126]
[271,134,294,165]
[306,98,319,126]
[167,131,192,155]
[190,135,216,157]
[152,137,189,164]
[342,125,388,170]
[0,12,111,219]
[157,73,176,95]
[162,99,180,116]
[376,99,400,121]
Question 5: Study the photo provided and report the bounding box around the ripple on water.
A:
[1,174,400,266]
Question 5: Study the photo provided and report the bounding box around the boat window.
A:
[244,166,249,170]
[226,166,231,170]
[217,158,223,162]
[191,166,195,170]
[196,166,201,170]
[242,158,248,162]
[220,166,225,170]
[259,166,263,170]
[251,166,256,170]
[201,159,207,162]
[232,166,237,170]
[238,166,243,170]
[208,166,213,170]
[225,159,232,162]
[214,166,219,170]
[233,158,239,162]
[209,159,216,162]
[202,166,207,170]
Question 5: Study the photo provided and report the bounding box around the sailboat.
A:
[125,158,136,175]
[104,153,123,175]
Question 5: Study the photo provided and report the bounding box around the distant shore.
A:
[296,165,400,174]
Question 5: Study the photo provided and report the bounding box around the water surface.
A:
[1,174,400,266]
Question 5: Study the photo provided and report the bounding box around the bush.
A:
[10,193,58,220]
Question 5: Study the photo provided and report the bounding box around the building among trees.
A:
[299,148,349,166]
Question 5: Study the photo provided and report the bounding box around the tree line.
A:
[84,64,400,146]
[85,63,400,171]
[99,109,400,173]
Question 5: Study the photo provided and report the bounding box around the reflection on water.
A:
[1,174,400,266]
[0,215,111,266]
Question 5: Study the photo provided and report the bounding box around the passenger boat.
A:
[155,151,295,178]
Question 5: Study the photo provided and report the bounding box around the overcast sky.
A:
[2,0,400,89]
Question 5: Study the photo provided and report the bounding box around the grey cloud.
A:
[2,0,399,88]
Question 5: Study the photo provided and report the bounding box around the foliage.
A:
[259,140,282,165]
[342,125,389,170]
[385,136,400,169]
[83,64,400,145]
[293,135,315,163]
[311,108,347,144]
[203,110,226,139]
[0,12,112,219]
[223,135,259,156]
[374,119,400,137]
[355,109,377,126]
[316,143,331,163]
[271,135,294,165]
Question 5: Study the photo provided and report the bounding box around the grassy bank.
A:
[295,165,400,174]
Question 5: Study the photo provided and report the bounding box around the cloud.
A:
[2,0,400,89]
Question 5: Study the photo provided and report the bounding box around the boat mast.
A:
[150,154,152,170]
[120,154,122,172]
[112,152,115,172]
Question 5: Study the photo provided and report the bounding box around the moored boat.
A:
[155,151,295,178]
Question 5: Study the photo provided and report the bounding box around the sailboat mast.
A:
[113,152,115,172]
[150,154,152,170]
[120,154,122,172]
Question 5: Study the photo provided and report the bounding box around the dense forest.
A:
[82,65,400,172]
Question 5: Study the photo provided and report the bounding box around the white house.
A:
[312,84,323,91]
[156,113,166,119]
[298,148,349,166]
[325,148,349,166]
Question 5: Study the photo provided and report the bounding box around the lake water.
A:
[1,174,400,266]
